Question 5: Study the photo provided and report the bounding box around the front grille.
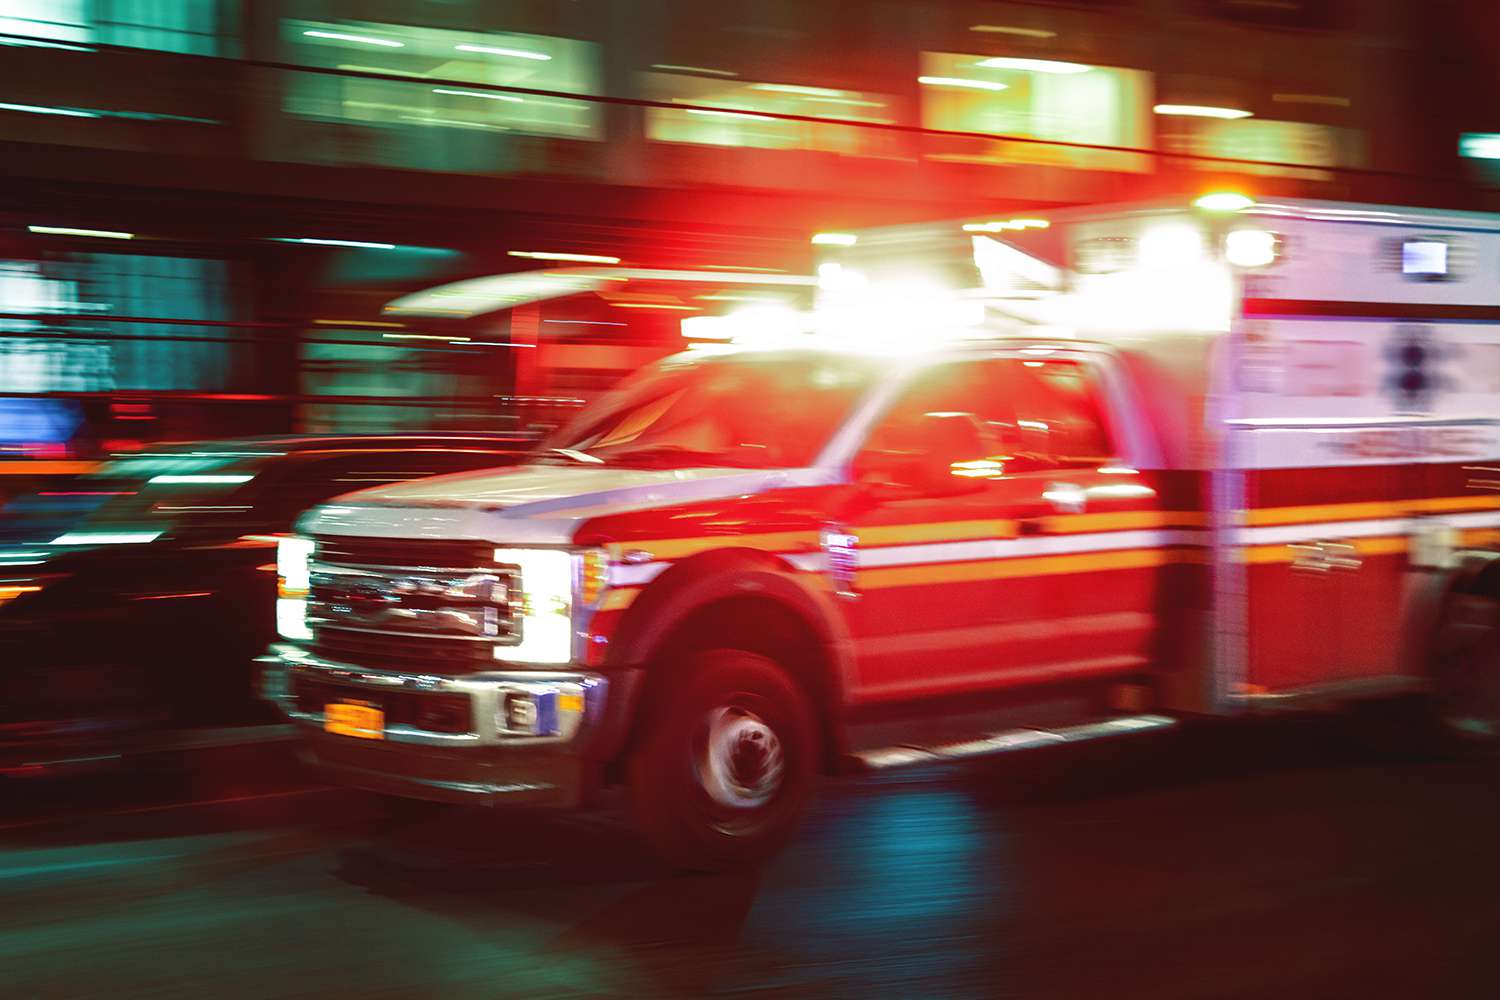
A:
[316,535,497,570]
[308,534,520,672]
[293,675,473,735]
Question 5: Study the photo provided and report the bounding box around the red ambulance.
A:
[261,196,1500,868]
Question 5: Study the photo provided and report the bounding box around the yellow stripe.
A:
[1408,495,1500,514]
[605,530,818,561]
[1461,527,1500,547]
[599,587,640,611]
[859,520,1014,546]
[858,548,1172,590]
[1246,495,1500,526]
[1239,535,1409,564]
[1243,501,1402,526]
[1044,510,1206,534]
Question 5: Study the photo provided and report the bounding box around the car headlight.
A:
[493,547,609,665]
[276,535,314,640]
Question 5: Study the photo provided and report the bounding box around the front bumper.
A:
[256,644,627,808]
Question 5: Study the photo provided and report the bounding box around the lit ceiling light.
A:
[969,25,1058,38]
[508,250,621,264]
[0,102,99,118]
[28,225,134,240]
[811,232,858,246]
[432,88,523,103]
[651,64,738,77]
[1153,104,1252,119]
[147,474,255,484]
[302,30,404,48]
[1194,192,1255,212]
[748,83,847,97]
[609,302,699,310]
[963,218,1051,233]
[1459,133,1500,160]
[50,531,163,545]
[974,57,1090,74]
[684,107,775,120]
[455,43,550,60]
[275,238,398,249]
[918,76,1008,92]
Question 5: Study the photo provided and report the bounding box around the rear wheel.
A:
[627,649,817,870]
[1429,588,1500,749]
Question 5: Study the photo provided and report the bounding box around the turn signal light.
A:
[580,548,609,606]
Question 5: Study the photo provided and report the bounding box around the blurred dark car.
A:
[0,433,534,774]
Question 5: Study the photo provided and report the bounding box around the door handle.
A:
[1018,517,1048,537]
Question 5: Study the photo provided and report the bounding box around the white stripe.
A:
[1236,518,1409,546]
[856,529,1195,569]
[1434,509,1500,530]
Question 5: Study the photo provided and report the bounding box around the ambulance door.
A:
[841,357,1060,703]
[1001,357,1166,680]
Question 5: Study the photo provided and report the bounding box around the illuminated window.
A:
[1158,117,1362,177]
[641,70,903,156]
[0,0,232,55]
[283,19,602,146]
[918,52,1152,172]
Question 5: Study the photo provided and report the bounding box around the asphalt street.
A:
[4,718,1499,1000]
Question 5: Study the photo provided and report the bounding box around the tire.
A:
[1427,588,1500,752]
[626,649,818,871]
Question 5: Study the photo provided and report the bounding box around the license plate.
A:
[325,700,384,740]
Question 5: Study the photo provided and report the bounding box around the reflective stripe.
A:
[858,548,1175,590]
[1240,535,1408,564]
[604,530,818,561]
[1235,518,1411,546]
[856,529,1196,569]
[1246,495,1500,526]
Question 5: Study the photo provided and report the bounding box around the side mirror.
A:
[854,411,988,497]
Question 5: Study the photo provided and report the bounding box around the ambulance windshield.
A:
[539,350,882,470]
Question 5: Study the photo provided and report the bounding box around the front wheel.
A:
[627,649,818,870]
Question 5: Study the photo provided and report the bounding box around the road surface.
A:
[4,718,1498,999]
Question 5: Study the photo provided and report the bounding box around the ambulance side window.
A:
[1009,360,1115,467]
[861,360,1020,464]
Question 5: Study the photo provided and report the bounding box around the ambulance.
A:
[259,195,1500,869]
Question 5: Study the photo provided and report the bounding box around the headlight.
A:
[276,535,314,640]
[493,547,608,665]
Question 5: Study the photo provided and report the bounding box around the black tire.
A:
[627,649,818,871]
[1427,588,1500,752]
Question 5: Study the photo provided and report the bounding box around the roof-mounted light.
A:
[1194,192,1255,212]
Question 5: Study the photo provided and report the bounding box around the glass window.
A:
[864,361,1016,462]
[1011,359,1114,465]
[283,19,602,142]
[543,350,881,469]
[862,358,1114,474]
[641,70,903,156]
[918,52,1152,172]
[0,0,232,56]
